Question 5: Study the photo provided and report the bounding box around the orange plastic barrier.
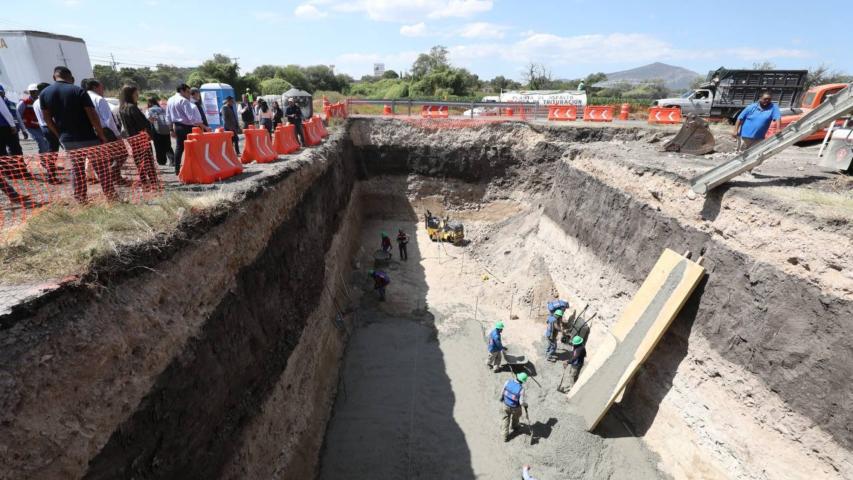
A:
[505,107,514,117]
[178,128,244,184]
[647,107,682,124]
[0,132,162,229]
[303,118,323,146]
[241,125,278,164]
[383,105,393,116]
[583,106,614,122]
[313,116,329,138]
[547,105,578,121]
[324,101,349,121]
[619,103,630,121]
[273,124,301,154]
[420,105,449,118]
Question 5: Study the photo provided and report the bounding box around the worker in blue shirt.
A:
[368,269,390,301]
[544,309,564,362]
[734,92,782,151]
[486,321,506,372]
[499,372,528,442]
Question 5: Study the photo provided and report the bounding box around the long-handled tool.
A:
[556,362,570,393]
[561,304,589,343]
[524,406,535,445]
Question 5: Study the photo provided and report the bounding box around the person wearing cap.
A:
[18,84,49,153]
[285,97,305,146]
[500,372,529,441]
[368,269,390,301]
[544,309,564,362]
[190,87,209,127]
[220,96,242,154]
[564,336,587,390]
[486,322,507,372]
[166,83,207,175]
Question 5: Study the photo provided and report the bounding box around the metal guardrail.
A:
[345,98,550,119]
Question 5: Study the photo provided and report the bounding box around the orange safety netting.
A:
[0,132,162,230]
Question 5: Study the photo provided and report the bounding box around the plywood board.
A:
[567,248,705,431]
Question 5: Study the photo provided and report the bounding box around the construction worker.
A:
[500,372,528,442]
[380,231,392,256]
[546,298,569,315]
[522,465,539,480]
[396,229,409,261]
[368,269,390,301]
[486,321,506,372]
[544,309,563,362]
[564,336,587,390]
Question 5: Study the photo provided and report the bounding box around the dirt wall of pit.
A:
[0,133,357,479]
[348,118,853,477]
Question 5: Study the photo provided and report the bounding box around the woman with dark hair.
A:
[257,99,273,135]
[146,95,174,166]
[118,84,159,189]
[272,101,283,130]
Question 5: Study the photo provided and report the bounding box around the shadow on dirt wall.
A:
[598,275,708,438]
[318,176,475,479]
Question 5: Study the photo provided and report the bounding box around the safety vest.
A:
[19,97,39,129]
[487,329,503,353]
[502,380,523,408]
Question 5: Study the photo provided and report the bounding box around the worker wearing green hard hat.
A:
[486,321,507,372]
[500,371,529,441]
[380,231,392,256]
[545,308,564,363]
[562,335,587,392]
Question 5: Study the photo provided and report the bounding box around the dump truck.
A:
[765,83,850,141]
[654,67,807,121]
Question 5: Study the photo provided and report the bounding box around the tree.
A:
[805,64,853,89]
[252,65,280,80]
[93,65,120,90]
[260,78,292,95]
[523,62,552,90]
[382,70,399,79]
[584,72,607,86]
[278,65,312,91]
[303,65,341,91]
[196,53,240,87]
[411,45,450,79]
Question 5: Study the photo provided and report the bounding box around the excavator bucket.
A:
[663,113,715,155]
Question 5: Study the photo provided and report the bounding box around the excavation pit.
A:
[1,119,851,480]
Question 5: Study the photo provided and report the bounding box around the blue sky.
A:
[5,0,850,81]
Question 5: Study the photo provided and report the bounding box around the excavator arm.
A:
[690,83,853,194]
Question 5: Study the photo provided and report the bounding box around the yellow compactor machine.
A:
[425,210,465,244]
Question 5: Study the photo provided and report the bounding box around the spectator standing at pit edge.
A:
[257,99,273,135]
[240,94,255,129]
[40,66,113,203]
[146,95,174,166]
[33,83,60,153]
[285,97,304,146]
[118,84,159,189]
[167,83,206,175]
[733,91,782,152]
[18,84,49,153]
[190,87,209,128]
[85,78,127,185]
[272,101,284,129]
[0,85,26,142]
[220,96,242,154]
[0,85,23,156]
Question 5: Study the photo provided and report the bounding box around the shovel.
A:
[524,406,535,445]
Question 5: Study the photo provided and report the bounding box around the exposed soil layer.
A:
[1,118,851,479]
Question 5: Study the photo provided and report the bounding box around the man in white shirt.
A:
[32,83,59,152]
[84,78,128,184]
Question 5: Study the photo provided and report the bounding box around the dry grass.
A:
[765,179,853,221]
[0,192,230,284]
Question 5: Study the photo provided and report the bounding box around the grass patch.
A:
[0,193,220,284]
[765,180,853,221]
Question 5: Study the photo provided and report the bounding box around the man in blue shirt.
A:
[499,372,528,441]
[40,66,113,203]
[486,321,506,372]
[734,92,782,151]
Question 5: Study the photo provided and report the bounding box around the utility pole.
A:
[110,53,117,71]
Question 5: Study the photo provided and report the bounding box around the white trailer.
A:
[0,30,93,102]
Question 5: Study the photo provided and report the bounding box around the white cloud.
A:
[295,4,328,19]
[458,22,509,39]
[447,32,809,67]
[400,22,428,37]
[331,0,492,22]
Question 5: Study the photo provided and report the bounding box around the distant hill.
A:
[594,62,702,90]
